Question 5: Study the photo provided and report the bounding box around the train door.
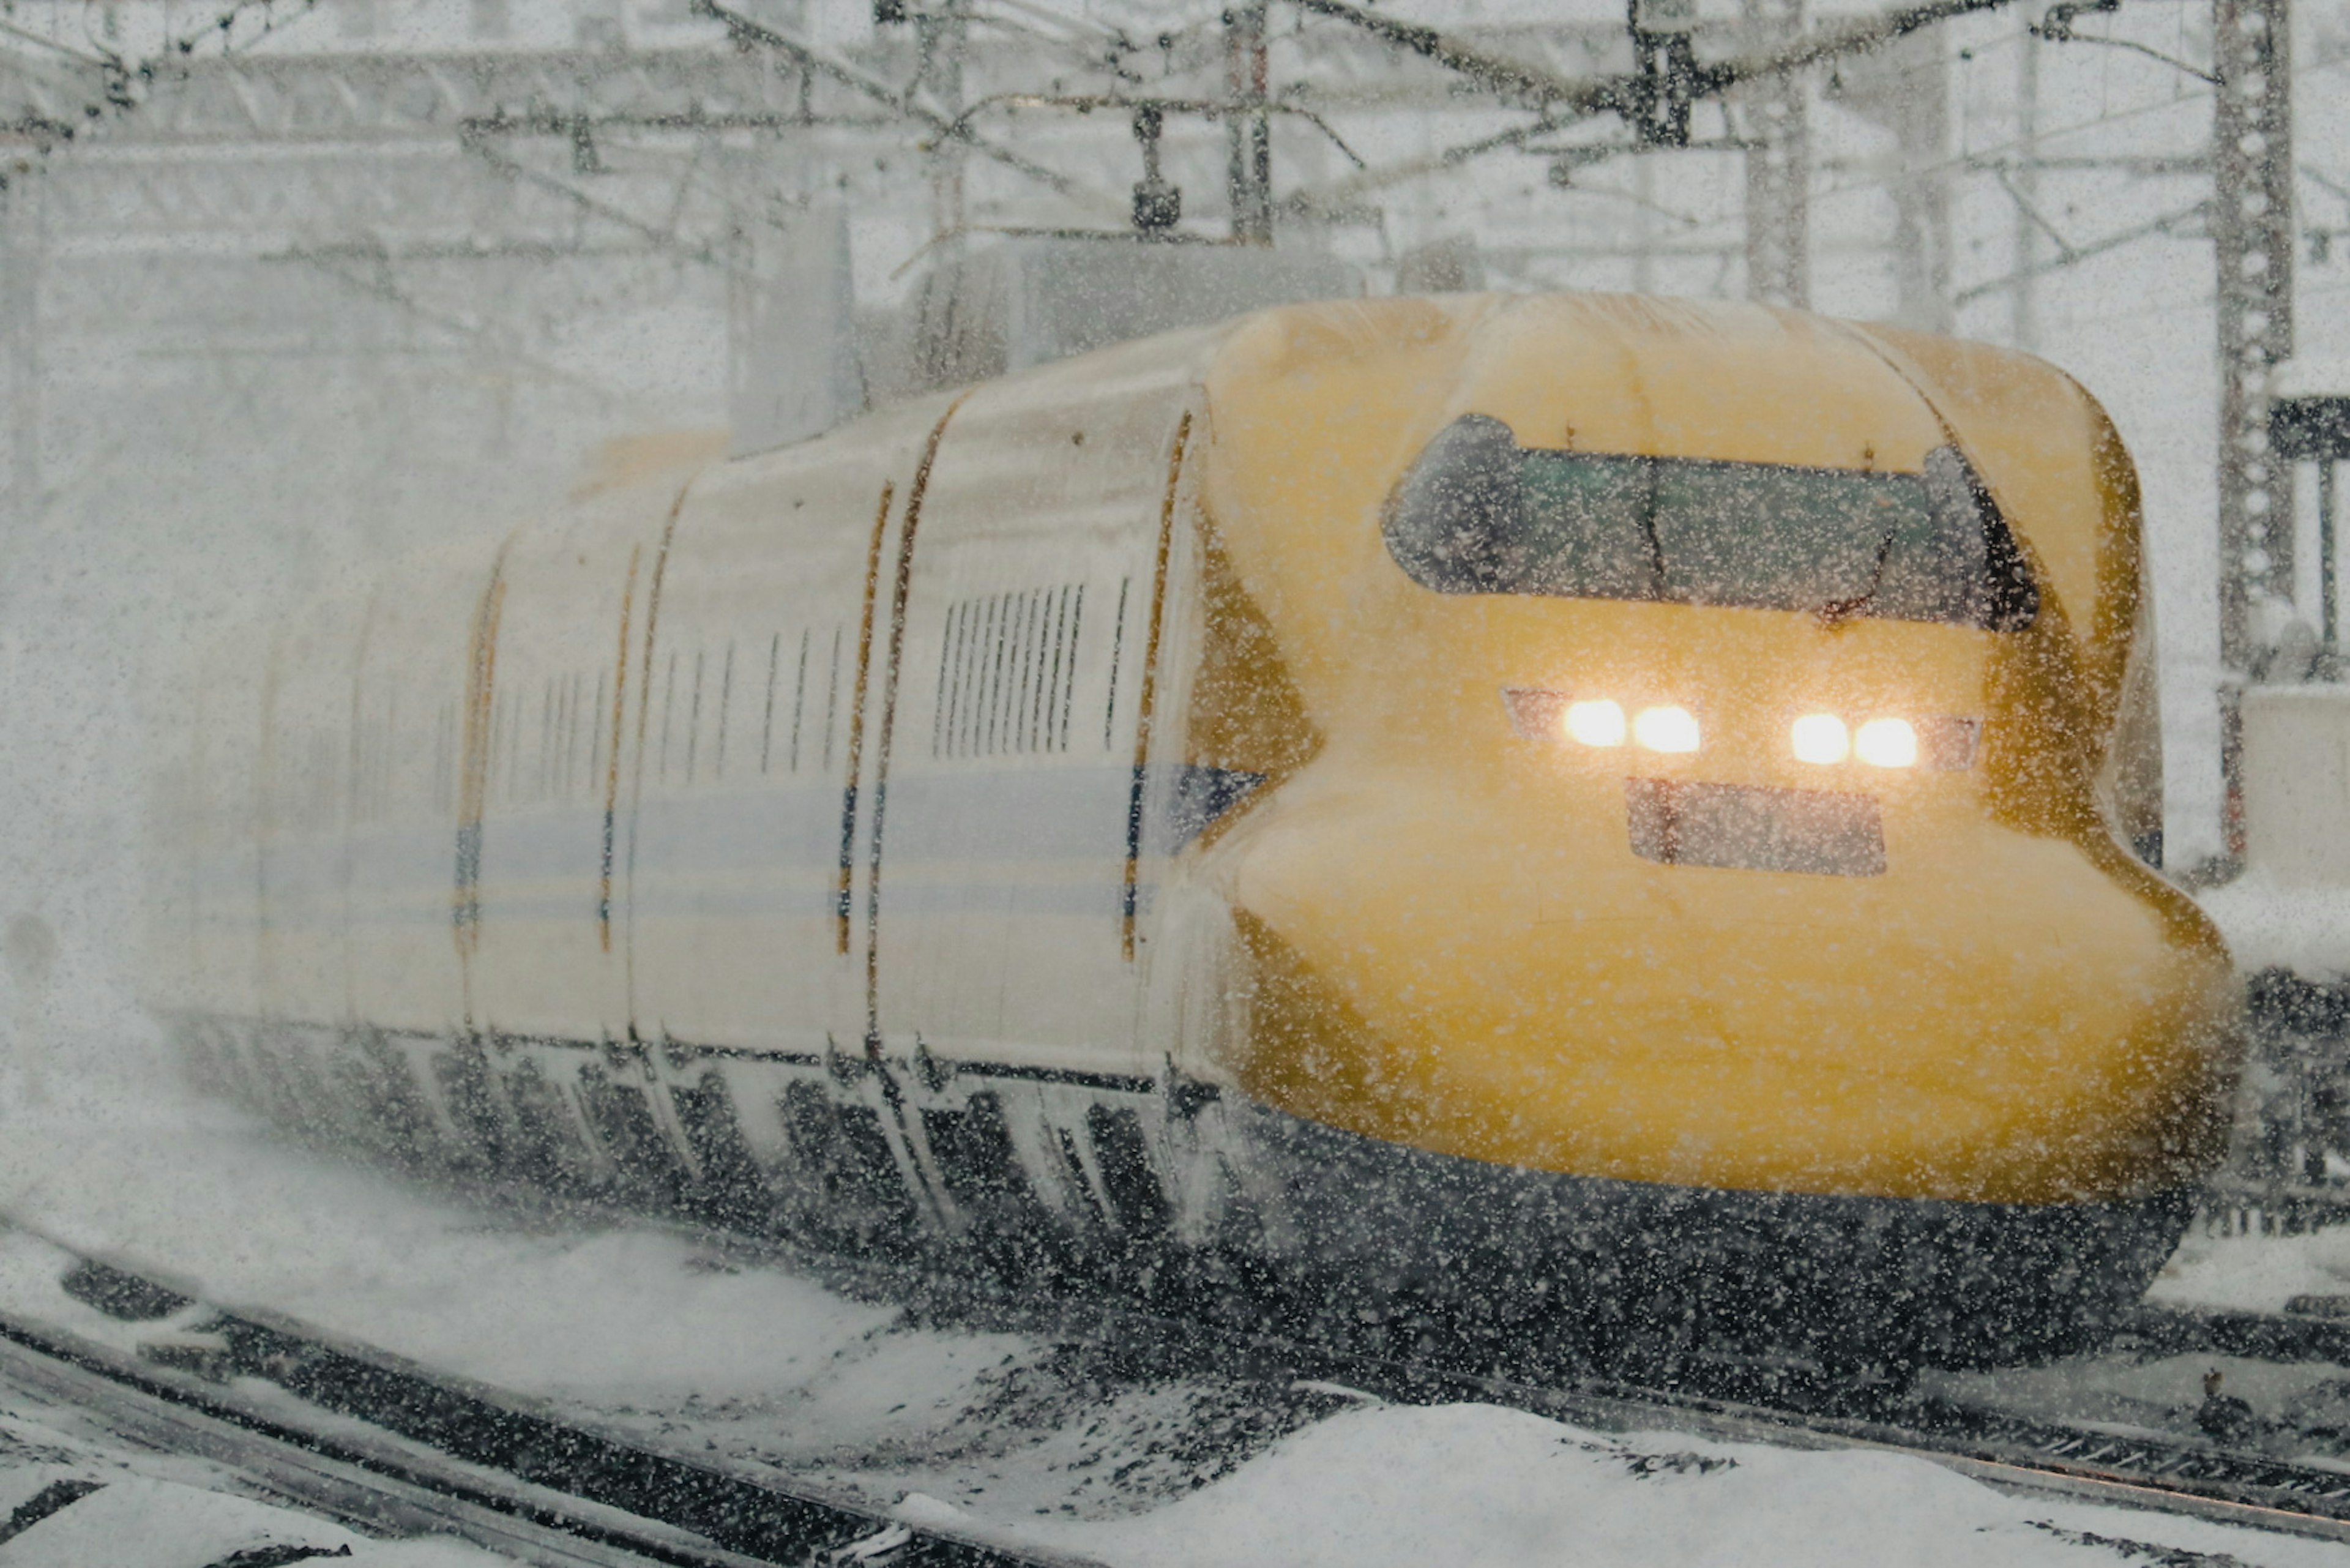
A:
[622,397,959,1061]
[465,497,674,1053]
[613,398,957,1234]
[179,617,271,1041]
[867,376,1201,1085]
[141,637,209,1032]
[256,582,371,1034]
[346,544,488,1043]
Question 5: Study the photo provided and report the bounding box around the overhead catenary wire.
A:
[687,0,1122,217]
[277,243,669,417]
[1278,0,2027,219]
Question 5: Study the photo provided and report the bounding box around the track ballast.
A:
[0,1234,1094,1568]
[20,1210,2350,1553]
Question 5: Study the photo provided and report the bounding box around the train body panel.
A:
[877,335,1222,1082]
[463,507,636,1049]
[1187,294,2233,1208]
[332,545,483,1042]
[143,293,2240,1365]
[170,611,272,1027]
[610,400,961,1058]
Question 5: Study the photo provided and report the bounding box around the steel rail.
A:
[0,1250,1094,1568]
[2134,1300,2350,1367]
[0,1311,771,1567]
[242,1270,2350,1545]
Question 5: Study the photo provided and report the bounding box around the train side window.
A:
[1382,413,2037,631]
[761,632,781,773]
[817,625,840,771]
[589,670,608,788]
[435,701,455,813]
[554,673,572,797]
[784,629,808,772]
[549,676,566,799]
[712,643,736,781]
[484,693,501,804]
[538,676,555,802]
[567,671,585,795]
[488,692,507,805]
[1906,445,2040,630]
[933,586,1085,760]
[1049,584,1083,751]
[685,648,706,785]
[1103,577,1130,750]
[507,688,524,801]
[658,649,679,783]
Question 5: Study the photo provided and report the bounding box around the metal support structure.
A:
[1627,0,1699,148]
[2214,0,2294,673]
[2213,0,2294,862]
[918,1,968,239]
[2,45,816,147]
[1225,1,1272,244]
[1131,105,1180,234]
[1737,0,1808,307]
[2272,397,2350,652]
[2327,460,2340,651]
[2010,19,2040,350]
[1832,32,1953,334]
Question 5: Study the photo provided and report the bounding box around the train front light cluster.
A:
[1564,699,1627,748]
[1504,688,1970,769]
[1855,718,1919,768]
[1558,698,1700,754]
[1789,713,1849,764]
[1632,705,1701,754]
[1792,713,1919,769]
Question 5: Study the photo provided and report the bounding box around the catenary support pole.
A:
[2213,0,2293,857]
[1739,0,1809,307]
[2012,16,2039,351]
[1226,2,1273,244]
[2215,0,2294,673]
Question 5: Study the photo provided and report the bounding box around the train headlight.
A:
[1564,699,1627,747]
[1633,705,1700,754]
[1855,717,1919,768]
[1790,713,1849,764]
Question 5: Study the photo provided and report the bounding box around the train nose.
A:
[1212,758,2239,1209]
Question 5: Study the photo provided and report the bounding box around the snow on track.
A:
[5,1052,2350,1567]
[0,1365,514,1567]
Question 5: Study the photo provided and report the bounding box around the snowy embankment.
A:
[2155,1222,2350,1315]
[0,1043,2345,1567]
[2199,871,2350,983]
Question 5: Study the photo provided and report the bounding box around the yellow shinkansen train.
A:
[144,293,2240,1369]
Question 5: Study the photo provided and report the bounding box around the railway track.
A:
[747,1242,2350,1545]
[1059,1298,2350,1546]
[0,1317,755,1568]
[0,1239,1092,1568]
[19,1207,2350,1555]
[1354,1337,2350,1544]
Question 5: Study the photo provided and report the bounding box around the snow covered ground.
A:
[0,1391,507,1567]
[2155,1221,2350,1315]
[3,1040,2350,1567]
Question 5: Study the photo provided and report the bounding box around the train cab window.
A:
[1382,414,2037,630]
